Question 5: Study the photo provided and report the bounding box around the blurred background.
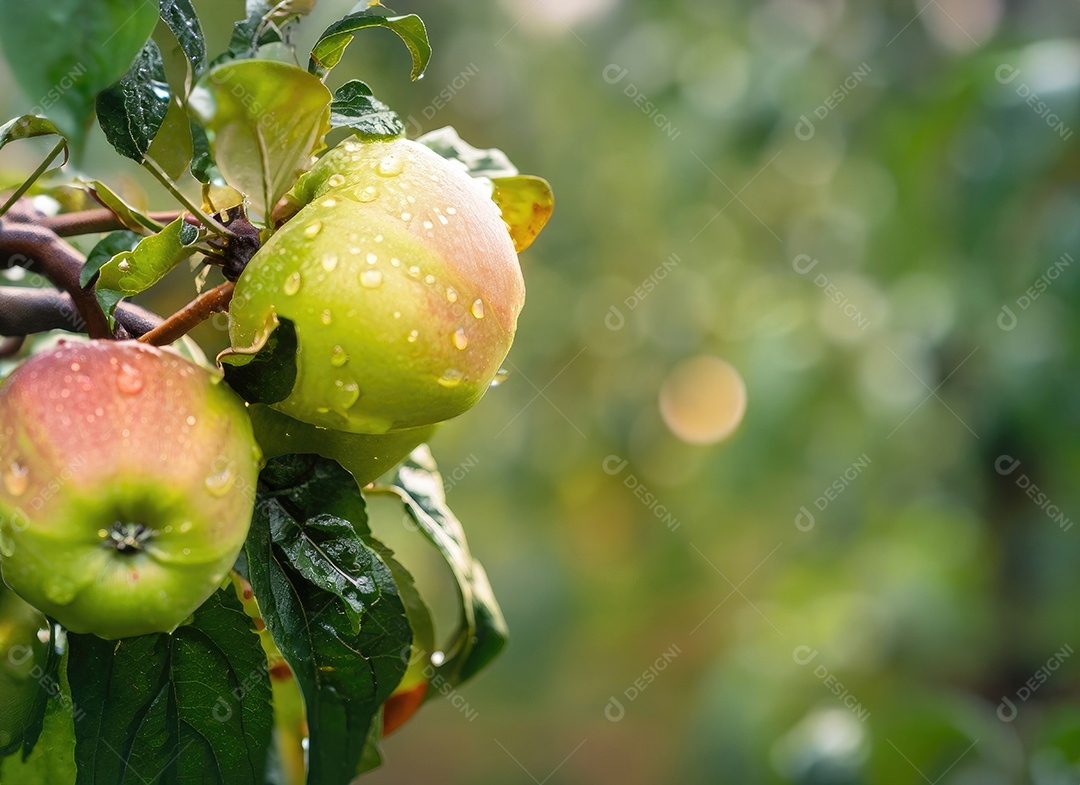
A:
[4,0,1080,782]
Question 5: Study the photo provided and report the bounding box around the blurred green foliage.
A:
[3,0,1080,782]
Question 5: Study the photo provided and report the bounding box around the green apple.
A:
[0,341,260,639]
[227,136,525,434]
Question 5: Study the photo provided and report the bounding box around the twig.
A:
[0,335,25,358]
[0,286,162,337]
[0,139,67,219]
[0,220,112,339]
[138,281,235,346]
[43,208,182,237]
[142,156,236,239]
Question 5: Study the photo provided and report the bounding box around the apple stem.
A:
[142,156,238,240]
[138,281,235,347]
[0,216,114,339]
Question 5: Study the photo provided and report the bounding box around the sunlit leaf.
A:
[491,175,554,252]
[0,115,68,165]
[96,216,200,308]
[189,60,331,218]
[330,80,403,140]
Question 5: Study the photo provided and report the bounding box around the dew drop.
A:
[304,220,322,238]
[366,253,378,265]
[422,220,434,230]
[116,365,143,395]
[322,253,339,271]
[438,368,464,388]
[360,269,383,288]
[424,274,436,285]
[377,155,404,176]
[0,535,14,558]
[407,265,421,278]
[446,287,458,303]
[186,415,196,426]
[490,367,511,387]
[3,461,27,497]
[330,345,349,367]
[471,299,485,319]
[321,309,333,325]
[70,362,81,372]
[393,311,401,319]
[390,257,401,267]
[407,330,419,343]
[334,380,360,409]
[327,173,346,188]
[44,577,77,605]
[400,211,412,222]
[438,214,449,225]
[117,260,131,272]
[446,207,457,215]
[358,185,378,202]
[283,271,302,296]
[453,327,468,350]
[204,467,235,497]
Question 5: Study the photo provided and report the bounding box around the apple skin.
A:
[0,585,48,752]
[0,341,260,640]
[247,404,434,488]
[228,136,524,434]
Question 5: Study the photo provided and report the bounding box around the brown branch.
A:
[138,281,235,347]
[0,219,112,339]
[0,286,162,337]
[42,209,184,237]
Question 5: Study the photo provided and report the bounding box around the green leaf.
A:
[96,216,200,304]
[0,0,160,142]
[491,175,554,252]
[246,456,412,784]
[145,96,195,178]
[67,589,273,785]
[189,118,218,183]
[0,115,68,164]
[96,40,171,163]
[158,0,206,76]
[189,60,332,218]
[0,645,76,784]
[219,318,299,405]
[77,178,165,233]
[378,446,509,688]
[79,230,141,288]
[330,80,404,140]
[309,8,431,82]
[211,1,316,66]
[416,126,519,179]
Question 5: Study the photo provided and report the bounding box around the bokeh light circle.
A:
[659,356,747,444]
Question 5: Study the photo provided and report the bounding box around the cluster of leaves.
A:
[0,2,523,783]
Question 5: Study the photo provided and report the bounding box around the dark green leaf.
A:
[219,317,299,405]
[330,80,403,140]
[158,0,206,75]
[189,60,332,217]
[309,8,431,81]
[0,0,159,142]
[211,1,316,66]
[245,456,411,784]
[66,589,273,785]
[379,446,509,688]
[96,40,171,163]
[189,119,218,183]
[0,642,76,784]
[79,230,141,288]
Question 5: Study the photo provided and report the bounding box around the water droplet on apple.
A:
[304,220,322,238]
[116,365,143,395]
[3,461,29,496]
[408,265,421,278]
[424,274,436,285]
[422,220,434,230]
[491,367,511,387]
[283,271,302,296]
[401,211,412,222]
[453,328,468,350]
[321,309,333,325]
[327,173,346,188]
[407,330,419,343]
[205,467,234,496]
[44,576,76,605]
[438,369,464,388]
[322,253,338,271]
[471,299,485,319]
[390,257,401,267]
[360,269,383,288]
[330,345,349,367]
[446,287,458,303]
[377,155,404,176]
[321,197,338,209]
[334,379,360,409]
[366,253,378,265]
[358,186,378,202]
